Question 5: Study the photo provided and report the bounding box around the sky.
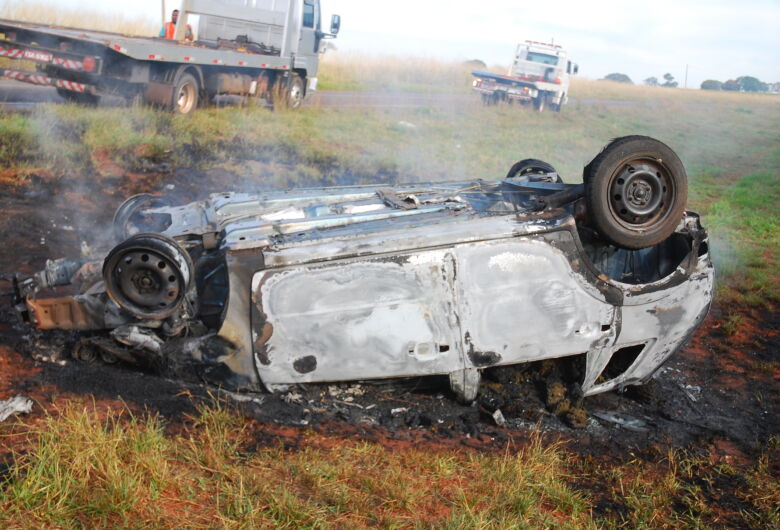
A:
[45,0,780,88]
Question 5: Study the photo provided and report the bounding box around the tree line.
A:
[699,76,770,92]
[601,73,773,92]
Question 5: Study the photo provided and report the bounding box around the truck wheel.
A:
[553,94,564,112]
[506,159,563,183]
[287,75,305,109]
[103,233,193,319]
[584,136,688,250]
[270,74,304,110]
[172,73,199,115]
[533,93,547,112]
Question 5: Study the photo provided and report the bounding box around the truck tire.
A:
[270,74,305,110]
[584,136,688,250]
[172,73,199,115]
[533,93,547,112]
[288,74,305,109]
[553,94,564,112]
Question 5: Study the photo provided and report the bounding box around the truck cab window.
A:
[526,52,559,65]
[303,1,315,28]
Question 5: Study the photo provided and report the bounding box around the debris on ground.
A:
[591,411,649,433]
[0,394,33,422]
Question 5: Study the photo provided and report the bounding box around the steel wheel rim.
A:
[111,249,184,312]
[177,81,196,114]
[608,158,675,229]
[289,81,303,108]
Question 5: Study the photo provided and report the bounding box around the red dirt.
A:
[0,166,777,527]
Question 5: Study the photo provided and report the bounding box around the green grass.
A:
[1,402,776,528]
[1,80,777,305]
[3,91,778,186]
[0,402,594,528]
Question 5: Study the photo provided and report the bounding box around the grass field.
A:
[0,38,778,528]
[1,400,777,528]
[0,1,157,36]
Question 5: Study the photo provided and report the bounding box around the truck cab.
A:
[510,41,577,111]
[471,40,577,112]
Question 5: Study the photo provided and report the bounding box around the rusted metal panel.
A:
[27,295,105,330]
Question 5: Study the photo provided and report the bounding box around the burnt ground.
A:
[0,167,777,465]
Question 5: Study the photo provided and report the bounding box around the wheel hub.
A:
[610,162,669,224]
[115,250,181,309]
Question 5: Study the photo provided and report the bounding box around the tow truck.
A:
[0,0,340,114]
[472,40,577,112]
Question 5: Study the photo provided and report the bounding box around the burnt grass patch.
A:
[0,163,777,526]
[0,164,776,450]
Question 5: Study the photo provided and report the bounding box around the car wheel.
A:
[113,194,173,241]
[506,159,563,182]
[172,73,199,115]
[103,233,193,319]
[584,136,688,249]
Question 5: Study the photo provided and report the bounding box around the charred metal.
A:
[12,137,714,403]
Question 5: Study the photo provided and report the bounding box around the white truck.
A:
[472,40,577,112]
[0,0,340,114]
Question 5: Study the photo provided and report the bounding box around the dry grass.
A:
[0,401,594,528]
[0,0,157,36]
[0,401,776,528]
[319,52,476,92]
[570,77,780,105]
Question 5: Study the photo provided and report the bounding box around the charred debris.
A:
[10,136,713,425]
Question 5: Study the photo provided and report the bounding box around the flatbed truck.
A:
[0,0,340,114]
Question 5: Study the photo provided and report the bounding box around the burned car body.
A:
[14,137,714,402]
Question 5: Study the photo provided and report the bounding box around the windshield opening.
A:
[526,52,559,65]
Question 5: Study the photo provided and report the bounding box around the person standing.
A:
[160,9,193,41]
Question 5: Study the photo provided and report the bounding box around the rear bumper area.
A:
[0,67,95,93]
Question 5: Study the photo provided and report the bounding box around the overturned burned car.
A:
[13,136,713,402]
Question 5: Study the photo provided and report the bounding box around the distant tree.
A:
[644,76,659,86]
[464,59,487,69]
[603,73,633,84]
[700,80,723,90]
[722,79,740,91]
[661,73,678,88]
[736,76,768,92]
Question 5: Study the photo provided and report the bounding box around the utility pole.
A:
[684,64,688,89]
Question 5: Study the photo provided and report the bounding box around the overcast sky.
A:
[47,0,780,88]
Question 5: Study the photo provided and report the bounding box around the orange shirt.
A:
[160,22,193,41]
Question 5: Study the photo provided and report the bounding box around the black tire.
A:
[506,159,563,182]
[103,233,193,319]
[287,75,305,109]
[584,136,688,250]
[533,93,547,112]
[270,74,305,110]
[113,194,173,242]
[553,94,564,112]
[172,73,199,115]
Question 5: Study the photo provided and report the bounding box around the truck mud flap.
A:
[144,81,175,106]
